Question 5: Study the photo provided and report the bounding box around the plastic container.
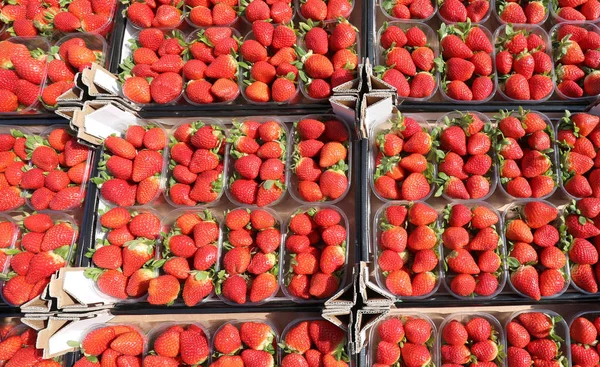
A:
[569,311,600,345]
[4,324,67,365]
[439,312,505,366]
[295,0,355,22]
[288,114,352,205]
[375,22,439,102]
[494,24,555,103]
[0,213,20,253]
[0,210,78,307]
[561,204,599,295]
[145,322,211,364]
[212,320,279,362]
[160,207,221,305]
[439,25,497,104]
[215,206,282,306]
[281,318,350,366]
[373,201,443,300]
[238,30,301,105]
[506,309,571,361]
[495,111,558,201]
[24,125,93,211]
[0,36,50,115]
[494,0,550,25]
[240,2,296,26]
[368,312,437,367]
[435,111,497,202]
[379,0,438,22]
[369,113,437,202]
[184,0,240,29]
[128,3,185,30]
[56,32,109,67]
[91,206,163,303]
[75,323,148,362]
[297,22,360,102]
[164,118,228,208]
[96,120,169,208]
[120,29,186,107]
[503,201,570,300]
[551,2,600,24]
[440,202,507,300]
[551,22,600,101]
[440,0,492,24]
[183,28,241,106]
[281,204,350,303]
[40,33,108,110]
[225,116,290,207]
[0,125,31,212]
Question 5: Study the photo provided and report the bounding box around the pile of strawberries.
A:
[439,0,490,22]
[377,203,440,298]
[506,312,566,367]
[216,208,281,305]
[441,204,503,298]
[441,316,503,367]
[381,0,435,20]
[496,26,554,101]
[0,40,47,113]
[0,0,55,37]
[24,127,91,211]
[93,124,166,207]
[297,18,359,100]
[434,112,495,200]
[185,28,240,104]
[227,119,287,207]
[562,199,600,293]
[42,37,104,108]
[73,325,145,367]
[373,315,434,367]
[557,111,600,198]
[48,0,117,35]
[553,24,600,99]
[0,129,27,212]
[161,210,219,306]
[570,315,600,366]
[0,0,116,37]
[299,0,352,20]
[285,207,347,300]
[373,112,434,201]
[495,0,547,24]
[292,117,350,202]
[505,201,567,300]
[186,0,237,27]
[239,22,299,103]
[281,319,349,367]
[143,324,209,366]
[167,120,226,206]
[553,0,600,21]
[211,321,277,367]
[0,326,61,367]
[240,0,293,24]
[121,29,186,105]
[85,208,160,301]
[496,109,556,199]
[123,0,182,29]
[438,22,495,102]
[3,212,77,306]
[375,23,437,100]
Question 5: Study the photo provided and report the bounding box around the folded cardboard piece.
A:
[48,268,116,312]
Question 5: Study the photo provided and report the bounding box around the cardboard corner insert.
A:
[49,267,116,312]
